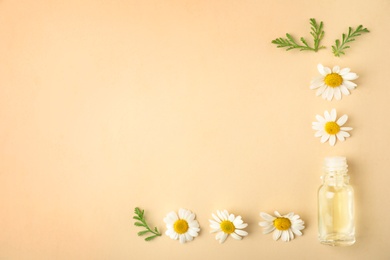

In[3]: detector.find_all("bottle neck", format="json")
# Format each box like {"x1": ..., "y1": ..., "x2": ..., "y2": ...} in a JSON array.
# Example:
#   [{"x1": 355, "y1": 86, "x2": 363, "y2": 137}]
[{"x1": 322, "y1": 169, "x2": 350, "y2": 186}]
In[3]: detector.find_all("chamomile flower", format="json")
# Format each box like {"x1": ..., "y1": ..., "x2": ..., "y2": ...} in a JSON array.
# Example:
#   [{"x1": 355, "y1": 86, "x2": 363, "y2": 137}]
[
  {"x1": 259, "y1": 211, "x2": 305, "y2": 242},
  {"x1": 312, "y1": 108, "x2": 352, "y2": 146},
  {"x1": 209, "y1": 210, "x2": 248, "y2": 243},
  {"x1": 163, "y1": 208, "x2": 200, "y2": 244},
  {"x1": 310, "y1": 64, "x2": 358, "y2": 101}
]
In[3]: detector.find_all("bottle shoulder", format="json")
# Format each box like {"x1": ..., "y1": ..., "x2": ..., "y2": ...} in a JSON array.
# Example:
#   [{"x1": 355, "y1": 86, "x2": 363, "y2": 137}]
[{"x1": 318, "y1": 183, "x2": 354, "y2": 194}]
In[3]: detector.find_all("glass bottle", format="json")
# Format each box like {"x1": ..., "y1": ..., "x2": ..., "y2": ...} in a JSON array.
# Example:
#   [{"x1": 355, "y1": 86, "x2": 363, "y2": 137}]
[{"x1": 318, "y1": 156, "x2": 355, "y2": 246}]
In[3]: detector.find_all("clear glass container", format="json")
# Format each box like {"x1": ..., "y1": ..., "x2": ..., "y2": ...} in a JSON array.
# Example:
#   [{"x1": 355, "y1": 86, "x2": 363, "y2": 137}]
[{"x1": 318, "y1": 157, "x2": 355, "y2": 246}]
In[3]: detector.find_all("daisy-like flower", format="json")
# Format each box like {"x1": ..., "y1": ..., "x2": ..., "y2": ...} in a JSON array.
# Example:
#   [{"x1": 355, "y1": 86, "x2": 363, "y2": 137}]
[
  {"x1": 163, "y1": 208, "x2": 200, "y2": 244},
  {"x1": 312, "y1": 108, "x2": 352, "y2": 146},
  {"x1": 310, "y1": 64, "x2": 358, "y2": 101},
  {"x1": 209, "y1": 210, "x2": 248, "y2": 243},
  {"x1": 259, "y1": 211, "x2": 305, "y2": 242}
]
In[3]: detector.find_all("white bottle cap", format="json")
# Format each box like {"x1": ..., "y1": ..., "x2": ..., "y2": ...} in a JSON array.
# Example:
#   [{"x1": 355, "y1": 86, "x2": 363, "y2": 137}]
[{"x1": 324, "y1": 157, "x2": 348, "y2": 171}]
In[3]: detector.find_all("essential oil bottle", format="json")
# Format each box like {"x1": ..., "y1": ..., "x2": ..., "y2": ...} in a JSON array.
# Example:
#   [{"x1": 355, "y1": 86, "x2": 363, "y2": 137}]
[{"x1": 318, "y1": 157, "x2": 355, "y2": 246}]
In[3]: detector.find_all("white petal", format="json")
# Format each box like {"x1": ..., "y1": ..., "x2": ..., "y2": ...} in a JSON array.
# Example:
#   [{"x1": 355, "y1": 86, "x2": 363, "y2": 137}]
[
  {"x1": 235, "y1": 223, "x2": 248, "y2": 229},
  {"x1": 340, "y1": 85, "x2": 350, "y2": 95},
  {"x1": 338, "y1": 131, "x2": 351, "y2": 137},
  {"x1": 320, "y1": 134, "x2": 330, "y2": 143},
  {"x1": 317, "y1": 64, "x2": 325, "y2": 75},
  {"x1": 321, "y1": 87, "x2": 330, "y2": 100},
  {"x1": 327, "y1": 87, "x2": 334, "y2": 101},
  {"x1": 259, "y1": 221, "x2": 271, "y2": 227},
  {"x1": 273, "y1": 230, "x2": 282, "y2": 241},
  {"x1": 330, "y1": 109, "x2": 337, "y2": 121},
  {"x1": 291, "y1": 215, "x2": 300, "y2": 221},
  {"x1": 340, "y1": 127, "x2": 353, "y2": 131},
  {"x1": 183, "y1": 210, "x2": 191, "y2": 220},
  {"x1": 165, "y1": 229, "x2": 175, "y2": 237},
  {"x1": 222, "y1": 210, "x2": 229, "y2": 220},
  {"x1": 210, "y1": 228, "x2": 220, "y2": 233},
  {"x1": 310, "y1": 77, "x2": 325, "y2": 89},
  {"x1": 332, "y1": 65, "x2": 340, "y2": 73},
  {"x1": 168, "y1": 212, "x2": 179, "y2": 221},
  {"x1": 215, "y1": 231, "x2": 223, "y2": 240},
  {"x1": 187, "y1": 212, "x2": 195, "y2": 222},
  {"x1": 324, "y1": 110, "x2": 331, "y2": 121},
  {"x1": 281, "y1": 230, "x2": 290, "y2": 242},
  {"x1": 228, "y1": 214, "x2": 235, "y2": 222},
  {"x1": 178, "y1": 208, "x2": 186, "y2": 219},
  {"x1": 343, "y1": 72, "x2": 358, "y2": 80},
  {"x1": 185, "y1": 233, "x2": 193, "y2": 242},
  {"x1": 188, "y1": 219, "x2": 199, "y2": 228},
  {"x1": 164, "y1": 218, "x2": 174, "y2": 227},
  {"x1": 339, "y1": 67, "x2": 351, "y2": 75},
  {"x1": 190, "y1": 225, "x2": 200, "y2": 232},
  {"x1": 210, "y1": 220, "x2": 220, "y2": 229},
  {"x1": 312, "y1": 122, "x2": 323, "y2": 129},
  {"x1": 315, "y1": 130, "x2": 324, "y2": 137},
  {"x1": 234, "y1": 229, "x2": 248, "y2": 237},
  {"x1": 329, "y1": 135, "x2": 336, "y2": 146},
  {"x1": 336, "y1": 133, "x2": 345, "y2": 142},
  {"x1": 291, "y1": 227, "x2": 303, "y2": 236},
  {"x1": 293, "y1": 224, "x2": 305, "y2": 231},
  {"x1": 318, "y1": 64, "x2": 331, "y2": 76},
  {"x1": 289, "y1": 229, "x2": 294, "y2": 240},
  {"x1": 260, "y1": 212, "x2": 275, "y2": 221},
  {"x1": 188, "y1": 228, "x2": 199, "y2": 237},
  {"x1": 218, "y1": 232, "x2": 228, "y2": 244},
  {"x1": 315, "y1": 115, "x2": 326, "y2": 123},
  {"x1": 337, "y1": 114, "x2": 348, "y2": 126},
  {"x1": 179, "y1": 234, "x2": 186, "y2": 244},
  {"x1": 316, "y1": 85, "x2": 327, "y2": 96},
  {"x1": 217, "y1": 210, "x2": 225, "y2": 221},
  {"x1": 212, "y1": 213, "x2": 221, "y2": 223},
  {"x1": 334, "y1": 87, "x2": 342, "y2": 100},
  {"x1": 343, "y1": 81, "x2": 357, "y2": 90},
  {"x1": 262, "y1": 225, "x2": 275, "y2": 234},
  {"x1": 286, "y1": 212, "x2": 294, "y2": 218},
  {"x1": 274, "y1": 211, "x2": 281, "y2": 217},
  {"x1": 230, "y1": 232, "x2": 242, "y2": 240},
  {"x1": 233, "y1": 217, "x2": 243, "y2": 226},
  {"x1": 164, "y1": 212, "x2": 178, "y2": 226}
]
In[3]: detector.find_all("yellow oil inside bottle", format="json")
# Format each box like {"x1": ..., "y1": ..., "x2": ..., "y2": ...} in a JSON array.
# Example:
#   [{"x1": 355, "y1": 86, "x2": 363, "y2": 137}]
[{"x1": 318, "y1": 177, "x2": 355, "y2": 246}]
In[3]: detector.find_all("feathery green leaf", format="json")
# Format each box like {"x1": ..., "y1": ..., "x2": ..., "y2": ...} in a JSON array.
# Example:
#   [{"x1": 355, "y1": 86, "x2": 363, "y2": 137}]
[
  {"x1": 137, "y1": 230, "x2": 150, "y2": 236},
  {"x1": 332, "y1": 25, "x2": 369, "y2": 57},
  {"x1": 271, "y1": 18, "x2": 325, "y2": 52},
  {"x1": 145, "y1": 235, "x2": 158, "y2": 241},
  {"x1": 132, "y1": 207, "x2": 161, "y2": 242}
]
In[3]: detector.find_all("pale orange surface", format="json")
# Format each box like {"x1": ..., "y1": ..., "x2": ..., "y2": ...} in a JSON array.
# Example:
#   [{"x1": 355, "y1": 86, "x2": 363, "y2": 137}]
[{"x1": 1, "y1": 0, "x2": 390, "y2": 259}]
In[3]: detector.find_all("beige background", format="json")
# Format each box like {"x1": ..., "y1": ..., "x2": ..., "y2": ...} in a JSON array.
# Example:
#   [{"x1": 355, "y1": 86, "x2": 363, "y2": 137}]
[{"x1": 1, "y1": 0, "x2": 389, "y2": 259}]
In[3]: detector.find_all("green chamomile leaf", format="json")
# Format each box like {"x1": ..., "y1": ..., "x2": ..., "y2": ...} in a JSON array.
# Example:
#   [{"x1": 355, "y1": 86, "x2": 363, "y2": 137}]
[
  {"x1": 133, "y1": 207, "x2": 162, "y2": 241},
  {"x1": 145, "y1": 235, "x2": 158, "y2": 241},
  {"x1": 134, "y1": 222, "x2": 145, "y2": 227},
  {"x1": 271, "y1": 18, "x2": 325, "y2": 52},
  {"x1": 133, "y1": 216, "x2": 141, "y2": 221},
  {"x1": 134, "y1": 207, "x2": 144, "y2": 217},
  {"x1": 137, "y1": 230, "x2": 150, "y2": 236},
  {"x1": 332, "y1": 25, "x2": 369, "y2": 57}
]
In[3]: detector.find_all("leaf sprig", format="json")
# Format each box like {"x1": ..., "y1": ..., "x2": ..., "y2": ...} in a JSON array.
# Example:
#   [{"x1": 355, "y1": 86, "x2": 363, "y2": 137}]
[
  {"x1": 271, "y1": 18, "x2": 325, "y2": 52},
  {"x1": 133, "y1": 207, "x2": 161, "y2": 241},
  {"x1": 332, "y1": 25, "x2": 369, "y2": 57}
]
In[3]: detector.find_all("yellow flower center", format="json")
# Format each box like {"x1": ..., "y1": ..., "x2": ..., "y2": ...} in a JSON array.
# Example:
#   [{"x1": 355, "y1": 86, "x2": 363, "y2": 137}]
[
  {"x1": 325, "y1": 121, "x2": 340, "y2": 135},
  {"x1": 220, "y1": 220, "x2": 235, "y2": 234},
  {"x1": 324, "y1": 73, "x2": 343, "y2": 87},
  {"x1": 273, "y1": 217, "x2": 291, "y2": 231},
  {"x1": 173, "y1": 219, "x2": 189, "y2": 234}
]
